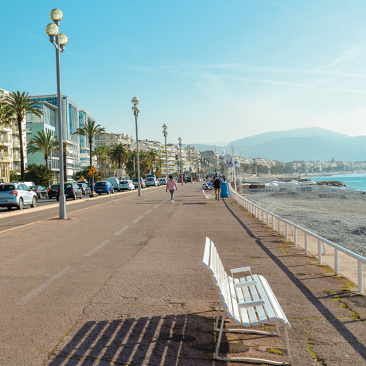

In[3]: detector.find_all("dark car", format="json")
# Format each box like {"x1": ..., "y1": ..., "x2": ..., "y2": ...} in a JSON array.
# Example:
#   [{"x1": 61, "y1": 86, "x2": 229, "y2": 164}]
[
  {"x1": 32, "y1": 185, "x2": 48, "y2": 199},
  {"x1": 94, "y1": 181, "x2": 114, "y2": 195},
  {"x1": 185, "y1": 177, "x2": 192, "y2": 183},
  {"x1": 56, "y1": 183, "x2": 83, "y2": 201},
  {"x1": 48, "y1": 184, "x2": 59, "y2": 199}
]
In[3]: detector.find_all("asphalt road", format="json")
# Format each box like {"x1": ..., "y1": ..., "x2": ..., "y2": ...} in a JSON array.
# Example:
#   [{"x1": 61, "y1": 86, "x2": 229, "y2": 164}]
[
  {"x1": 0, "y1": 188, "x2": 155, "y2": 233},
  {"x1": 0, "y1": 184, "x2": 192, "y2": 365},
  {"x1": 1, "y1": 182, "x2": 365, "y2": 365}
]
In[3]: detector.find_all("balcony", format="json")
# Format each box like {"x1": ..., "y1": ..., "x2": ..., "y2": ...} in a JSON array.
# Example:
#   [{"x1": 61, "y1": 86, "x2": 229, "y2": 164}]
[{"x1": 0, "y1": 138, "x2": 11, "y2": 146}]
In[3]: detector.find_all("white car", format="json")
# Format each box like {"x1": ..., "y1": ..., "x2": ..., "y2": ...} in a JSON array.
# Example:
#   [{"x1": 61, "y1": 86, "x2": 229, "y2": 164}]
[
  {"x1": 158, "y1": 178, "x2": 167, "y2": 185},
  {"x1": 119, "y1": 180, "x2": 135, "y2": 191},
  {"x1": 146, "y1": 177, "x2": 159, "y2": 187}
]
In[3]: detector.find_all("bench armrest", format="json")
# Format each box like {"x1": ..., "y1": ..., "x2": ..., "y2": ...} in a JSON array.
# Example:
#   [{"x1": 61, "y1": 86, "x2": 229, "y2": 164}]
[
  {"x1": 234, "y1": 280, "x2": 257, "y2": 288},
  {"x1": 231, "y1": 266, "x2": 252, "y2": 274},
  {"x1": 238, "y1": 300, "x2": 265, "y2": 308}
]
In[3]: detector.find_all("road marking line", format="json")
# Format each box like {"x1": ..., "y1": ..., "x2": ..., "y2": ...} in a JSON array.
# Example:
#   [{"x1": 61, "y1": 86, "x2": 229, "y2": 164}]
[
  {"x1": 145, "y1": 209, "x2": 152, "y2": 215},
  {"x1": 15, "y1": 266, "x2": 71, "y2": 306},
  {"x1": 133, "y1": 216, "x2": 144, "y2": 224},
  {"x1": 153, "y1": 205, "x2": 159, "y2": 209},
  {"x1": 84, "y1": 240, "x2": 110, "y2": 257},
  {"x1": 0, "y1": 188, "x2": 159, "y2": 235},
  {"x1": 114, "y1": 226, "x2": 130, "y2": 236}
]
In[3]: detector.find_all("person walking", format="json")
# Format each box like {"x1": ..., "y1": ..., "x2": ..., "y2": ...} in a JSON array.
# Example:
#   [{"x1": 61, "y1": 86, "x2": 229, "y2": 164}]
[
  {"x1": 166, "y1": 175, "x2": 177, "y2": 203},
  {"x1": 213, "y1": 173, "x2": 222, "y2": 200}
]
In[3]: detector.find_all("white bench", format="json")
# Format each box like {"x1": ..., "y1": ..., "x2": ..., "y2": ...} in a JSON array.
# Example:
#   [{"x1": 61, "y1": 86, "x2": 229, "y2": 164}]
[
  {"x1": 202, "y1": 237, "x2": 292, "y2": 365},
  {"x1": 202, "y1": 189, "x2": 214, "y2": 199}
]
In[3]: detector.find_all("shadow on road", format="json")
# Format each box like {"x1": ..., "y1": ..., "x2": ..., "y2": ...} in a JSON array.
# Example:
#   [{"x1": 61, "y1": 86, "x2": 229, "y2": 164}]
[{"x1": 48, "y1": 313, "x2": 222, "y2": 365}]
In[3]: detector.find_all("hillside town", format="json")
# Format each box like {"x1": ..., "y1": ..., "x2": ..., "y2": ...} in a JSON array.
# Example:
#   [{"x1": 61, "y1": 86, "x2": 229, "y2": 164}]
[{"x1": 1, "y1": 87, "x2": 366, "y2": 184}]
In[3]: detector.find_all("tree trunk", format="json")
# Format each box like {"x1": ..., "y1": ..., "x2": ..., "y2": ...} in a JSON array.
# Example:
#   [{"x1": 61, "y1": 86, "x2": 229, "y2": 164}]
[
  {"x1": 89, "y1": 141, "x2": 93, "y2": 167},
  {"x1": 18, "y1": 118, "x2": 24, "y2": 181}
]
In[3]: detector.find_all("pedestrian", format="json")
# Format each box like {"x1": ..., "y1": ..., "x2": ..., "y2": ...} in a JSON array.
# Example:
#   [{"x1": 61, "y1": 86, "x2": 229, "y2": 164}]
[
  {"x1": 166, "y1": 174, "x2": 177, "y2": 203},
  {"x1": 213, "y1": 173, "x2": 222, "y2": 200}
]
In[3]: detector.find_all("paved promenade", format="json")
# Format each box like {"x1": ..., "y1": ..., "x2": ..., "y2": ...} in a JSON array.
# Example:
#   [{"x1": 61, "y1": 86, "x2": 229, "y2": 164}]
[{"x1": 0, "y1": 183, "x2": 365, "y2": 365}]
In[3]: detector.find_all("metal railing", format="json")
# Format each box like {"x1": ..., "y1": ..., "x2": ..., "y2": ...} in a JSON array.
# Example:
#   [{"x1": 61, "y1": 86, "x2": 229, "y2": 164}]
[{"x1": 229, "y1": 185, "x2": 366, "y2": 293}]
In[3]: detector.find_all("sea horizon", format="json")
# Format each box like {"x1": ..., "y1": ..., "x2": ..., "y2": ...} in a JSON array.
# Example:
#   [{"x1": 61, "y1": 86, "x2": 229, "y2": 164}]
[{"x1": 304, "y1": 172, "x2": 366, "y2": 191}]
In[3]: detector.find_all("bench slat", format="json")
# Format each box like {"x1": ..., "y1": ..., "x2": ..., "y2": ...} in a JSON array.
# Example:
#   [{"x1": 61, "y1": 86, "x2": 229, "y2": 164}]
[
  {"x1": 231, "y1": 266, "x2": 252, "y2": 274},
  {"x1": 251, "y1": 274, "x2": 277, "y2": 322},
  {"x1": 258, "y1": 275, "x2": 291, "y2": 329},
  {"x1": 245, "y1": 275, "x2": 269, "y2": 324},
  {"x1": 228, "y1": 277, "x2": 242, "y2": 324},
  {"x1": 202, "y1": 237, "x2": 211, "y2": 269}
]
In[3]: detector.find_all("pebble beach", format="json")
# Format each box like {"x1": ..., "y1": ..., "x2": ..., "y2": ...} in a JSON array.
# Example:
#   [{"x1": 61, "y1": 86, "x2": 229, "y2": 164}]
[{"x1": 242, "y1": 189, "x2": 366, "y2": 257}]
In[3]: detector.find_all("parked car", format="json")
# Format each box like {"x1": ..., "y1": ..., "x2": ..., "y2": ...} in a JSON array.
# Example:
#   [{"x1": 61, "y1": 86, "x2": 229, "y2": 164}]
[
  {"x1": 132, "y1": 177, "x2": 146, "y2": 188},
  {"x1": 18, "y1": 181, "x2": 35, "y2": 189},
  {"x1": 105, "y1": 177, "x2": 120, "y2": 191},
  {"x1": 48, "y1": 184, "x2": 59, "y2": 199},
  {"x1": 146, "y1": 177, "x2": 159, "y2": 187},
  {"x1": 0, "y1": 183, "x2": 37, "y2": 210},
  {"x1": 158, "y1": 178, "x2": 167, "y2": 185},
  {"x1": 119, "y1": 180, "x2": 135, "y2": 191},
  {"x1": 56, "y1": 182, "x2": 83, "y2": 201},
  {"x1": 32, "y1": 185, "x2": 48, "y2": 199},
  {"x1": 185, "y1": 176, "x2": 192, "y2": 183},
  {"x1": 77, "y1": 182, "x2": 91, "y2": 195},
  {"x1": 94, "y1": 181, "x2": 114, "y2": 195}
]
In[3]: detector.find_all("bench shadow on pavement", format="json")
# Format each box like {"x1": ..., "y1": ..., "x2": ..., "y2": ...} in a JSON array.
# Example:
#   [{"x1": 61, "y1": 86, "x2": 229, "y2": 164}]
[
  {"x1": 222, "y1": 198, "x2": 366, "y2": 361},
  {"x1": 48, "y1": 313, "x2": 225, "y2": 366}
]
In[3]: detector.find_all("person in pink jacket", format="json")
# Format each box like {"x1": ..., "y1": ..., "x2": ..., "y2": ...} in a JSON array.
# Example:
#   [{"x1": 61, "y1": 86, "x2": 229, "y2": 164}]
[{"x1": 166, "y1": 175, "x2": 178, "y2": 203}]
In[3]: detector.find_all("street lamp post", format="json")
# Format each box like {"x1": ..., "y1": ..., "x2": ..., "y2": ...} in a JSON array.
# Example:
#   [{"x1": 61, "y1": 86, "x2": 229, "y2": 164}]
[
  {"x1": 162, "y1": 124, "x2": 168, "y2": 180},
  {"x1": 132, "y1": 97, "x2": 142, "y2": 197},
  {"x1": 45, "y1": 8, "x2": 68, "y2": 219},
  {"x1": 178, "y1": 137, "x2": 183, "y2": 185}
]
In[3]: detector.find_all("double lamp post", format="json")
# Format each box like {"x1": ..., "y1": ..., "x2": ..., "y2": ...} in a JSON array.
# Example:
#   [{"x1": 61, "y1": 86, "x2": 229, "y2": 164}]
[{"x1": 45, "y1": 8, "x2": 68, "y2": 219}]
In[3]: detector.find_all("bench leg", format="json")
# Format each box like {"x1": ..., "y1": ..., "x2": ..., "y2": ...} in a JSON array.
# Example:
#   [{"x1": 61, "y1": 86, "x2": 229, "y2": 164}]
[
  {"x1": 214, "y1": 314, "x2": 291, "y2": 365},
  {"x1": 276, "y1": 320, "x2": 280, "y2": 336},
  {"x1": 215, "y1": 300, "x2": 221, "y2": 330},
  {"x1": 215, "y1": 311, "x2": 226, "y2": 359},
  {"x1": 284, "y1": 324, "x2": 292, "y2": 365}
]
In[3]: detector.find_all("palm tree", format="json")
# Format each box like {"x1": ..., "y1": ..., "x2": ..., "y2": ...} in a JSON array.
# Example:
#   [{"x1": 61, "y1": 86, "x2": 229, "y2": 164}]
[
  {"x1": 109, "y1": 143, "x2": 128, "y2": 169},
  {"x1": 27, "y1": 130, "x2": 59, "y2": 167},
  {"x1": 73, "y1": 119, "x2": 105, "y2": 166},
  {"x1": 94, "y1": 145, "x2": 110, "y2": 176},
  {"x1": 4, "y1": 91, "x2": 43, "y2": 180},
  {"x1": 0, "y1": 102, "x2": 15, "y2": 128}
]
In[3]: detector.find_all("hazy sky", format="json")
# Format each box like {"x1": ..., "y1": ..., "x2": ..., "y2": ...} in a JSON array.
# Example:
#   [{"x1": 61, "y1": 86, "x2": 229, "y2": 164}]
[{"x1": 2, "y1": 0, "x2": 366, "y2": 145}]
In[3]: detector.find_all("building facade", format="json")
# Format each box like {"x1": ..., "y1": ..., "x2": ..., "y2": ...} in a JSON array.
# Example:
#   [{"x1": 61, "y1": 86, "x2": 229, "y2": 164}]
[
  {"x1": 26, "y1": 101, "x2": 59, "y2": 180},
  {"x1": 95, "y1": 133, "x2": 133, "y2": 151},
  {"x1": 0, "y1": 88, "x2": 28, "y2": 182},
  {"x1": 30, "y1": 94, "x2": 80, "y2": 181},
  {"x1": 79, "y1": 109, "x2": 96, "y2": 168}
]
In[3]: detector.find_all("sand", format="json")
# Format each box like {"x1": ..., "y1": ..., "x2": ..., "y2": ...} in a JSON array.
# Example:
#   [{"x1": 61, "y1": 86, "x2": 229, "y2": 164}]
[{"x1": 241, "y1": 189, "x2": 366, "y2": 257}]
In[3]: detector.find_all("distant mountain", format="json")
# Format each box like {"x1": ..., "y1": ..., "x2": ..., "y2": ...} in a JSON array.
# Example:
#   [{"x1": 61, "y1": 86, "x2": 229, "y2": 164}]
[
  {"x1": 183, "y1": 143, "x2": 224, "y2": 153},
  {"x1": 225, "y1": 127, "x2": 366, "y2": 162}
]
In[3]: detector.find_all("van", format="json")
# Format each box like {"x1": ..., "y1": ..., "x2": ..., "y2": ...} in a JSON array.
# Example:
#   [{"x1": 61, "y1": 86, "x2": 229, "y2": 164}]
[{"x1": 105, "y1": 177, "x2": 120, "y2": 191}]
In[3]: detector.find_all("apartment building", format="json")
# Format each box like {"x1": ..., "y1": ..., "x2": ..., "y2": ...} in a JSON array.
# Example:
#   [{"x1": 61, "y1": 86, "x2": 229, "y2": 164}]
[
  {"x1": 26, "y1": 101, "x2": 59, "y2": 180},
  {"x1": 0, "y1": 88, "x2": 28, "y2": 182},
  {"x1": 95, "y1": 133, "x2": 133, "y2": 151},
  {"x1": 29, "y1": 94, "x2": 80, "y2": 181},
  {"x1": 79, "y1": 109, "x2": 97, "y2": 168}
]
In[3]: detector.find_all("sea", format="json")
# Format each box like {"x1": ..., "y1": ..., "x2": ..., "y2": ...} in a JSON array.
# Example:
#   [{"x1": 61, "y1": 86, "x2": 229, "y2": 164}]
[{"x1": 305, "y1": 173, "x2": 366, "y2": 192}]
